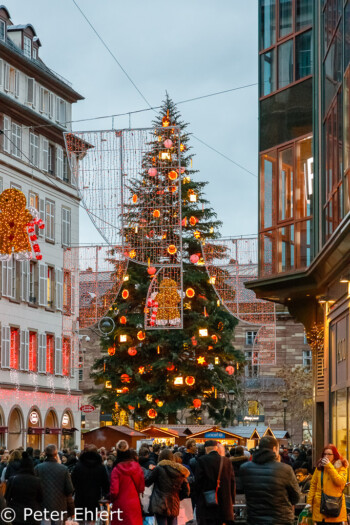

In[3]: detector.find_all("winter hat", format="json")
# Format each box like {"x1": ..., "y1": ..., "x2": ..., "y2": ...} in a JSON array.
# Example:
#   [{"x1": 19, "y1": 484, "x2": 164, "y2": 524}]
[{"x1": 116, "y1": 440, "x2": 129, "y2": 452}]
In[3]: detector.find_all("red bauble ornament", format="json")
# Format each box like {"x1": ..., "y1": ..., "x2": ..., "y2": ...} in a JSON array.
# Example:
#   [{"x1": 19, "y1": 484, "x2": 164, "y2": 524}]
[
  {"x1": 121, "y1": 374, "x2": 131, "y2": 383},
  {"x1": 108, "y1": 347, "x2": 116, "y2": 356},
  {"x1": 128, "y1": 347, "x2": 137, "y2": 356},
  {"x1": 147, "y1": 267, "x2": 157, "y2": 276},
  {"x1": 186, "y1": 288, "x2": 195, "y2": 298},
  {"x1": 147, "y1": 408, "x2": 157, "y2": 419},
  {"x1": 137, "y1": 331, "x2": 146, "y2": 341},
  {"x1": 185, "y1": 376, "x2": 195, "y2": 386},
  {"x1": 193, "y1": 399, "x2": 202, "y2": 409},
  {"x1": 166, "y1": 363, "x2": 175, "y2": 371},
  {"x1": 168, "y1": 170, "x2": 178, "y2": 181},
  {"x1": 190, "y1": 254, "x2": 199, "y2": 264},
  {"x1": 120, "y1": 316, "x2": 127, "y2": 324},
  {"x1": 148, "y1": 168, "x2": 157, "y2": 177},
  {"x1": 164, "y1": 139, "x2": 173, "y2": 148},
  {"x1": 226, "y1": 366, "x2": 235, "y2": 375},
  {"x1": 122, "y1": 290, "x2": 129, "y2": 300},
  {"x1": 128, "y1": 405, "x2": 135, "y2": 411},
  {"x1": 121, "y1": 387, "x2": 129, "y2": 393}
]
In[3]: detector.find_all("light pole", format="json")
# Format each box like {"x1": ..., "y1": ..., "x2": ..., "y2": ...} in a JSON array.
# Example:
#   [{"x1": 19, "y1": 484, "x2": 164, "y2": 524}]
[
  {"x1": 228, "y1": 390, "x2": 235, "y2": 427},
  {"x1": 282, "y1": 397, "x2": 288, "y2": 431}
]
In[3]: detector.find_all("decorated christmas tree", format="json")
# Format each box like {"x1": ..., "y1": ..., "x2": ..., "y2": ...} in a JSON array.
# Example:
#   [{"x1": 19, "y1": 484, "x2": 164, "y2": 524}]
[{"x1": 91, "y1": 94, "x2": 242, "y2": 425}]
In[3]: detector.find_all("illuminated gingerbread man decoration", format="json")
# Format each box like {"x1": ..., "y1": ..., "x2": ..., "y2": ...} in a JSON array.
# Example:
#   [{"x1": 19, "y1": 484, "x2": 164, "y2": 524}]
[
  {"x1": 155, "y1": 278, "x2": 181, "y2": 326},
  {"x1": 0, "y1": 189, "x2": 45, "y2": 261}
]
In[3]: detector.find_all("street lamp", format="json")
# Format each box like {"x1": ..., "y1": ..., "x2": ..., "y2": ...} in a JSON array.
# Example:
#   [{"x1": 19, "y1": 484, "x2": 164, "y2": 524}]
[
  {"x1": 228, "y1": 390, "x2": 235, "y2": 427},
  {"x1": 282, "y1": 397, "x2": 288, "y2": 431}
]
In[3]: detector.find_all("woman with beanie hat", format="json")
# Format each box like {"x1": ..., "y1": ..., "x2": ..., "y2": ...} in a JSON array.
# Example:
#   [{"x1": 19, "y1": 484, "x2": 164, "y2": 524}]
[
  {"x1": 110, "y1": 446, "x2": 144, "y2": 525},
  {"x1": 5, "y1": 451, "x2": 43, "y2": 524},
  {"x1": 307, "y1": 444, "x2": 348, "y2": 524}
]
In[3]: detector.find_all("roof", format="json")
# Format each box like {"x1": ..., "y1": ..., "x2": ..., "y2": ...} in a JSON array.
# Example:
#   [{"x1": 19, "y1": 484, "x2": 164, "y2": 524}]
[
  {"x1": 141, "y1": 426, "x2": 179, "y2": 438},
  {"x1": 8, "y1": 24, "x2": 37, "y2": 36},
  {"x1": 84, "y1": 425, "x2": 144, "y2": 437},
  {"x1": 189, "y1": 426, "x2": 244, "y2": 440},
  {"x1": 224, "y1": 426, "x2": 260, "y2": 439},
  {"x1": 0, "y1": 6, "x2": 11, "y2": 19},
  {"x1": 272, "y1": 430, "x2": 290, "y2": 439},
  {"x1": 165, "y1": 425, "x2": 214, "y2": 436}
]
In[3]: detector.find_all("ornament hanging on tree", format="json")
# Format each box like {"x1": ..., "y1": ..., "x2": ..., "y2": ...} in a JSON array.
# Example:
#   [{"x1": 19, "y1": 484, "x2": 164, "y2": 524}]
[
  {"x1": 226, "y1": 365, "x2": 235, "y2": 375},
  {"x1": 193, "y1": 399, "x2": 201, "y2": 408},
  {"x1": 147, "y1": 408, "x2": 157, "y2": 419}
]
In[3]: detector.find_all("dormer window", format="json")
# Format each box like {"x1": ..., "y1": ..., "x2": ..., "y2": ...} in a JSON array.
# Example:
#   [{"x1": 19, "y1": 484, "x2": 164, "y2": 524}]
[
  {"x1": 23, "y1": 35, "x2": 32, "y2": 58},
  {"x1": 0, "y1": 20, "x2": 5, "y2": 41},
  {"x1": 33, "y1": 47, "x2": 37, "y2": 59}
]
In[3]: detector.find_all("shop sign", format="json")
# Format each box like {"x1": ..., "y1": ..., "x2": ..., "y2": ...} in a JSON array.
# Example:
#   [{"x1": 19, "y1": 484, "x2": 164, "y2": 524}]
[
  {"x1": 62, "y1": 414, "x2": 70, "y2": 426},
  {"x1": 62, "y1": 428, "x2": 74, "y2": 435},
  {"x1": 80, "y1": 405, "x2": 95, "y2": 413},
  {"x1": 204, "y1": 431, "x2": 226, "y2": 439},
  {"x1": 45, "y1": 428, "x2": 61, "y2": 435},
  {"x1": 29, "y1": 411, "x2": 39, "y2": 425},
  {"x1": 27, "y1": 427, "x2": 44, "y2": 435},
  {"x1": 0, "y1": 427, "x2": 8, "y2": 433}
]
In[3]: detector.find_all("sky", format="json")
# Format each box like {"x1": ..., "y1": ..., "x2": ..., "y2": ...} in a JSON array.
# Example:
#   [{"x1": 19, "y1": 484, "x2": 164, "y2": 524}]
[{"x1": 9, "y1": 0, "x2": 259, "y2": 244}]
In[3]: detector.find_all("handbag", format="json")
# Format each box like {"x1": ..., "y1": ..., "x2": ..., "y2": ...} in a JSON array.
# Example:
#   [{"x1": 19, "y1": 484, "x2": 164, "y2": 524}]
[
  {"x1": 203, "y1": 455, "x2": 224, "y2": 508},
  {"x1": 320, "y1": 469, "x2": 343, "y2": 518}
]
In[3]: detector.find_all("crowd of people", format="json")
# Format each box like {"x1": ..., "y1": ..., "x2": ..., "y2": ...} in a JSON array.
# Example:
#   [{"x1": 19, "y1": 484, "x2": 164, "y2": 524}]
[{"x1": 0, "y1": 438, "x2": 347, "y2": 525}]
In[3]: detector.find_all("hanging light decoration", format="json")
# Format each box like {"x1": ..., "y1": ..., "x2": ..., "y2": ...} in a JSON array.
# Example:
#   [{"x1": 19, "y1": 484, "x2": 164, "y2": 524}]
[
  {"x1": 164, "y1": 139, "x2": 173, "y2": 148},
  {"x1": 148, "y1": 168, "x2": 157, "y2": 177},
  {"x1": 185, "y1": 376, "x2": 195, "y2": 386},
  {"x1": 199, "y1": 328, "x2": 208, "y2": 337},
  {"x1": 120, "y1": 316, "x2": 127, "y2": 325},
  {"x1": 121, "y1": 374, "x2": 131, "y2": 383},
  {"x1": 174, "y1": 376, "x2": 184, "y2": 385},
  {"x1": 226, "y1": 365, "x2": 235, "y2": 375},
  {"x1": 119, "y1": 334, "x2": 127, "y2": 343},
  {"x1": 167, "y1": 244, "x2": 177, "y2": 255},
  {"x1": 132, "y1": 194, "x2": 138, "y2": 203},
  {"x1": 128, "y1": 347, "x2": 137, "y2": 356},
  {"x1": 168, "y1": 170, "x2": 178, "y2": 181},
  {"x1": 147, "y1": 267, "x2": 157, "y2": 276},
  {"x1": 186, "y1": 288, "x2": 195, "y2": 298},
  {"x1": 108, "y1": 347, "x2": 115, "y2": 356},
  {"x1": 166, "y1": 362, "x2": 175, "y2": 371},
  {"x1": 153, "y1": 209, "x2": 161, "y2": 218},
  {"x1": 193, "y1": 399, "x2": 201, "y2": 408},
  {"x1": 105, "y1": 381, "x2": 112, "y2": 389},
  {"x1": 147, "y1": 408, "x2": 157, "y2": 419},
  {"x1": 137, "y1": 330, "x2": 146, "y2": 341}
]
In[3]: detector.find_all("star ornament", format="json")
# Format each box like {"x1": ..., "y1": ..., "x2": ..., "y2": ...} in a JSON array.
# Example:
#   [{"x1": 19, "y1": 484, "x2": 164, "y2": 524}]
[
  {"x1": 208, "y1": 363, "x2": 214, "y2": 370},
  {"x1": 197, "y1": 356, "x2": 206, "y2": 365}
]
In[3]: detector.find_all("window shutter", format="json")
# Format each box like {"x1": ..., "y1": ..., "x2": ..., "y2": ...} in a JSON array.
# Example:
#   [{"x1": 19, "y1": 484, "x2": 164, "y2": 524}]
[
  {"x1": 49, "y1": 93, "x2": 54, "y2": 118},
  {"x1": 14, "y1": 70, "x2": 19, "y2": 97},
  {"x1": 1, "y1": 326, "x2": 10, "y2": 369},
  {"x1": 4, "y1": 63, "x2": 9, "y2": 91},
  {"x1": 38, "y1": 263, "x2": 47, "y2": 306},
  {"x1": 56, "y1": 147, "x2": 63, "y2": 179},
  {"x1": 3, "y1": 116, "x2": 10, "y2": 153},
  {"x1": 0, "y1": 59, "x2": 3, "y2": 86},
  {"x1": 39, "y1": 87, "x2": 44, "y2": 112},
  {"x1": 20, "y1": 329, "x2": 29, "y2": 371},
  {"x1": 2, "y1": 260, "x2": 13, "y2": 299},
  {"x1": 56, "y1": 268, "x2": 63, "y2": 311},
  {"x1": 55, "y1": 336, "x2": 62, "y2": 375},
  {"x1": 38, "y1": 199, "x2": 45, "y2": 238},
  {"x1": 20, "y1": 260, "x2": 29, "y2": 302},
  {"x1": 26, "y1": 77, "x2": 35, "y2": 104},
  {"x1": 38, "y1": 333, "x2": 46, "y2": 373},
  {"x1": 42, "y1": 138, "x2": 49, "y2": 172},
  {"x1": 56, "y1": 96, "x2": 59, "y2": 122}
]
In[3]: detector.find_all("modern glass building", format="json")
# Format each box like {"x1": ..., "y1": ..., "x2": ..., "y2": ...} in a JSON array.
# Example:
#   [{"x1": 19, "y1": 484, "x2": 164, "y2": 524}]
[{"x1": 248, "y1": 0, "x2": 350, "y2": 460}]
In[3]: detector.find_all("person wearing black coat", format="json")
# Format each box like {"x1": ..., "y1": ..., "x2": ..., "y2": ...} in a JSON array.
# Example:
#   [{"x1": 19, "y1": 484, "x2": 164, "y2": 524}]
[
  {"x1": 5, "y1": 450, "x2": 22, "y2": 480},
  {"x1": 5, "y1": 451, "x2": 43, "y2": 524},
  {"x1": 194, "y1": 440, "x2": 235, "y2": 525},
  {"x1": 240, "y1": 436, "x2": 300, "y2": 525},
  {"x1": 146, "y1": 449, "x2": 190, "y2": 525},
  {"x1": 71, "y1": 445, "x2": 110, "y2": 520}
]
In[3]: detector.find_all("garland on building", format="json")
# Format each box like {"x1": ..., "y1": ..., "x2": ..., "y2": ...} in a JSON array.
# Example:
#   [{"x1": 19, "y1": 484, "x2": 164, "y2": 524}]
[{"x1": 91, "y1": 94, "x2": 242, "y2": 425}]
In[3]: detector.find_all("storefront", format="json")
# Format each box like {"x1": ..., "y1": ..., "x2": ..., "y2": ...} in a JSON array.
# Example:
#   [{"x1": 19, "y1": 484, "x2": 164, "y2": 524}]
[
  {"x1": 140, "y1": 426, "x2": 181, "y2": 446},
  {"x1": 189, "y1": 427, "x2": 245, "y2": 446},
  {"x1": 83, "y1": 425, "x2": 145, "y2": 450},
  {"x1": 27, "y1": 409, "x2": 43, "y2": 450}
]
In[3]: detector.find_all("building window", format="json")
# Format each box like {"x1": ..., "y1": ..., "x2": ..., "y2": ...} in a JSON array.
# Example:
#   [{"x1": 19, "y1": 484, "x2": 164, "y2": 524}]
[
  {"x1": 29, "y1": 133, "x2": 39, "y2": 167},
  {"x1": 259, "y1": 135, "x2": 313, "y2": 275},
  {"x1": 56, "y1": 147, "x2": 63, "y2": 179},
  {"x1": 63, "y1": 271, "x2": 71, "y2": 314},
  {"x1": 248, "y1": 400, "x2": 260, "y2": 416},
  {"x1": 42, "y1": 139, "x2": 49, "y2": 172},
  {"x1": 26, "y1": 77, "x2": 35, "y2": 106},
  {"x1": 246, "y1": 331, "x2": 258, "y2": 345},
  {"x1": 259, "y1": 0, "x2": 313, "y2": 97},
  {"x1": 62, "y1": 208, "x2": 71, "y2": 247},
  {"x1": 3, "y1": 116, "x2": 10, "y2": 153},
  {"x1": 63, "y1": 154, "x2": 70, "y2": 182},
  {"x1": 39, "y1": 87, "x2": 50, "y2": 116},
  {"x1": 11, "y1": 123, "x2": 22, "y2": 158},
  {"x1": 4, "y1": 64, "x2": 19, "y2": 97},
  {"x1": 33, "y1": 47, "x2": 37, "y2": 60},
  {"x1": 48, "y1": 144, "x2": 55, "y2": 175},
  {"x1": 47, "y1": 266, "x2": 54, "y2": 308},
  {"x1": 10, "y1": 327, "x2": 19, "y2": 369},
  {"x1": 29, "y1": 331, "x2": 37, "y2": 372},
  {"x1": 63, "y1": 338, "x2": 71, "y2": 376},
  {"x1": 23, "y1": 36, "x2": 32, "y2": 58},
  {"x1": 0, "y1": 20, "x2": 5, "y2": 41},
  {"x1": 46, "y1": 334, "x2": 54, "y2": 375},
  {"x1": 303, "y1": 349, "x2": 312, "y2": 369},
  {"x1": 45, "y1": 200, "x2": 55, "y2": 242},
  {"x1": 56, "y1": 97, "x2": 66, "y2": 126},
  {"x1": 245, "y1": 350, "x2": 259, "y2": 378}
]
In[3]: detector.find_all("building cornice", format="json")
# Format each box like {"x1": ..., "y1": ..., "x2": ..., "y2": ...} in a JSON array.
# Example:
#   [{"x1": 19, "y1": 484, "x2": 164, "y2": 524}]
[{"x1": 0, "y1": 383, "x2": 81, "y2": 396}]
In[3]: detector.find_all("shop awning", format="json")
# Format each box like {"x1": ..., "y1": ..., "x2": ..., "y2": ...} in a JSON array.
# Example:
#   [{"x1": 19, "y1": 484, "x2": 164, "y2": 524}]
[
  {"x1": 0, "y1": 427, "x2": 8, "y2": 433},
  {"x1": 45, "y1": 428, "x2": 61, "y2": 435},
  {"x1": 27, "y1": 427, "x2": 44, "y2": 435}
]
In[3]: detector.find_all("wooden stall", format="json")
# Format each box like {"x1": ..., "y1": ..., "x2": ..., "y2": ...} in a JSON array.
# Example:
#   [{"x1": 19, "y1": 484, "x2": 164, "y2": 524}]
[{"x1": 82, "y1": 425, "x2": 145, "y2": 451}]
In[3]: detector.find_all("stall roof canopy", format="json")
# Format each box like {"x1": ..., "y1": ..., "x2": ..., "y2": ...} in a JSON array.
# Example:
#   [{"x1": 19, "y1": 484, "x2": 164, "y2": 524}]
[
  {"x1": 141, "y1": 426, "x2": 179, "y2": 438},
  {"x1": 164, "y1": 425, "x2": 214, "y2": 436},
  {"x1": 189, "y1": 426, "x2": 243, "y2": 440},
  {"x1": 83, "y1": 425, "x2": 145, "y2": 437},
  {"x1": 224, "y1": 426, "x2": 289, "y2": 440}
]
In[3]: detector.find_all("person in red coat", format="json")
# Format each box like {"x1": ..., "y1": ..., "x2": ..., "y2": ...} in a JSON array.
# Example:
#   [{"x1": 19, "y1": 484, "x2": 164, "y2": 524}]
[{"x1": 110, "y1": 444, "x2": 145, "y2": 525}]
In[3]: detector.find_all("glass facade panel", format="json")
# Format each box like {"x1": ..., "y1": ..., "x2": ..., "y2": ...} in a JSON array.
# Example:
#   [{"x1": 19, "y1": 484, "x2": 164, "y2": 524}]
[
  {"x1": 279, "y1": 147, "x2": 294, "y2": 220},
  {"x1": 336, "y1": 389, "x2": 347, "y2": 459},
  {"x1": 324, "y1": 26, "x2": 343, "y2": 112},
  {"x1": 260, "y1": 0, "x2": 276, "y2": 50},
  {"x1": 260, "y1": 50, "x2": 276, "y2": 96},
  {"x1": 279, "y1": 0, "x2": 293, "y2": 38},
  {"x1": 260, "y1": 231, "x2": 276, "y2": 276},
  {"x1": 279, "y1": 224, "x2": 294, "y2": 272},
  {"x1": 346, "y1": 2, "x2": 350, "y2": 69},
  {"x1": 296, "y1": 136, "x2": 313, "y2": 218},
  {"x1": 297, "y1": 220, "x2": 312, "y2": 268},
  {"x1": 296, "y1": 0, "x2": 312, "y2": 30},
  {"x1": 261, "y1": 152, "x2": 277, "y2": 228},
  {"x1": 278, "y1": 39, "x2": 293, "y2": 89},
  {"x1": 345, "y1": 68, "x2": 350, "y2": 175},
  {"x1": 296, "y1": 30, "x2": 312, "y2": 80}
]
